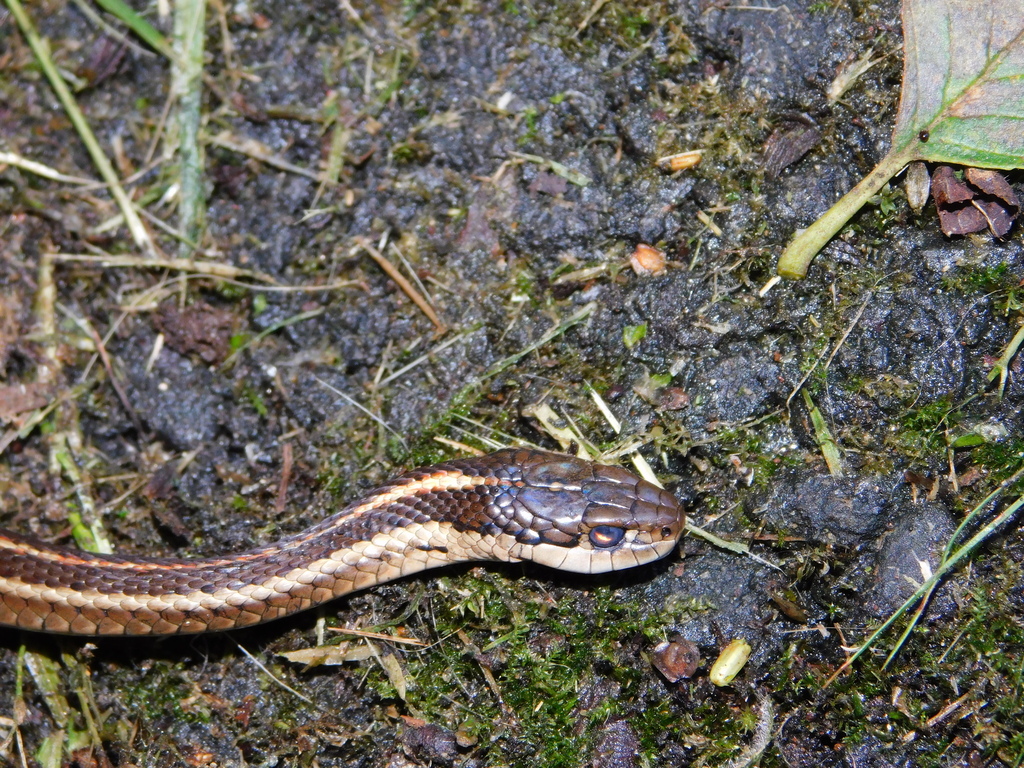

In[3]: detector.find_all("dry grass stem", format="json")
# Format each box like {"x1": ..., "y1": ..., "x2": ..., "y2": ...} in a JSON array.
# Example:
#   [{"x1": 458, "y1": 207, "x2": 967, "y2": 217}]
[
  {"x1": 0, "y1": 151, "x2": 95, "y2": 185},
  {"x1": 208, "y1": 132, "x2": 327, "y2": 181},
  {"x1": 354, "y1": 238, "x2": 446, "y2": 332}
]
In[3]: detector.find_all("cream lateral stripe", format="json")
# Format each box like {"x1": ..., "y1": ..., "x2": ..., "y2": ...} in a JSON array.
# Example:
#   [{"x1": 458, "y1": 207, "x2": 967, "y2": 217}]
[
  {"x1": 0, "y1": 523, "x2": 463, "y2": 607},
  {"x1": 0, "y1": 472, "x2": 513, "y2": 569}
]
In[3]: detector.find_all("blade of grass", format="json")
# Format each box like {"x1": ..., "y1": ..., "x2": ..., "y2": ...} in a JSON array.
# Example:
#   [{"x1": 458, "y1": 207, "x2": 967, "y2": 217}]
[
  {"x1": 826, "y1": 479, "x2": 1024, "y2": 685},
  {"x1": 4, "y1": 0, "x2": 157, "y2": 258},
  {"x1": 219, "y1": 307, "x2": 325, "y2": 370},
  {"x1": 92, "y1": 0, "x2": 172, "y2": 57},
  {"x1": 802, "y1": 390, "x2": 844, "y2": 477},
  {"x1": 943, "y1": 465, "x2": 1024, "y2": 561}
]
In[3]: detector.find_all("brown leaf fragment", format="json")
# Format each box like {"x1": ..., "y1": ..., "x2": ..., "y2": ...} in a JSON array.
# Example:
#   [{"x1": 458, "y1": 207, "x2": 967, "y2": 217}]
[
  {"x1": 528, "y1": 170, "x2": 568, "y2": 196},
  {"x1": 938, "y1": 204, "x2": 988, "y2": 236},
  {"x1": 932, "y1": 166, "x2": 1019, "y2": 237},
  {"x1": 0, "y1": 382, "x2": 52, "y2": 423},
  {"x1": 932, "y1": 166, "x2": 987, "y2": 235},
  {"x1": 931, "y1": 166, "x2": 973, "y2": 204},
  {"x1": 153, "y1": 301, "x2": 240, "y2": 365},
  {"x1": 965, "y1": 168, "x2": 1020, "y2": 209},
  {"x1": 965, "y1": 168, "x2": 1019, "y2": 237},
  {"x1": 763, "y1": 119, "x2": 820, "y2": 179},
  {"x1": 973, "y1": 198, "x2": 1015, "y2": 238},
  {"x1": 769, "y1": 589, "x2": 809, "y2": 624}
]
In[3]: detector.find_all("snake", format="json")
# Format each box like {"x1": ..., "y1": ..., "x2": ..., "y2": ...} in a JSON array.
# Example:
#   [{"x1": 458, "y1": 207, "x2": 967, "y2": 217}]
[{"x1": 0, "y1": 448, "x2": 685, "y2": 636}]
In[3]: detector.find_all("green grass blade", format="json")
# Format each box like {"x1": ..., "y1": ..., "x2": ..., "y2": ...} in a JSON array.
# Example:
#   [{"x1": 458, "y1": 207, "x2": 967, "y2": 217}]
[{"x1": 93, "y1": 0, "x2": 172, "y2": 57}]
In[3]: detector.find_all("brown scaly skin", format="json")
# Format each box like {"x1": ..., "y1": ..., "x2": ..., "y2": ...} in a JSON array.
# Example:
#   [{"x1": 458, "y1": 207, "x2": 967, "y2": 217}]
[{"x1": 0, "y1": 449, "x2": 685, "y2": 636}]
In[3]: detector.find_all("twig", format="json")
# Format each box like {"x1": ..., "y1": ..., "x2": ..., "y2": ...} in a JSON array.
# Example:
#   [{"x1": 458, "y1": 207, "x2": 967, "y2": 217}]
[
  {"x1": 354, "y1": 237, "x2": 446, "y2": 332},
  {"x1": 232, "y1": 639, "x2": 316, "y2": 707},
  {"x1": 207, "y1": 132, "x2": 326, "y2": 182},
  {"x1": 326, "y1": 627, "x2": 429, "y2": 646},
  {"x1": 50, "y1": 252, "x2": 281, "y2": 284}
]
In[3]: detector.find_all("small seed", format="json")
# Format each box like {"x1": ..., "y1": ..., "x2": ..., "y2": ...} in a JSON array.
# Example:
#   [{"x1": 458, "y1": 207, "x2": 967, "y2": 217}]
[
  {"x1": 709, "y1": 638, "x2": 751, "y2": 686},
  {"x1": 656, "y1": 150, "x2": 702, "y2": 172},
  {"x1": 630, "y1": 244, "x2": 666, "y2": 276}
]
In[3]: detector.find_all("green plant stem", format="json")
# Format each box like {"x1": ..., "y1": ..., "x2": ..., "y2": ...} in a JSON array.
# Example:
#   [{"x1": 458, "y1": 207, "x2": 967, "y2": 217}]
[
  {"x1": 777, "y1": 144, "x2": 916, "y2": 279},
  {"x1": 172, "y1": 0, "x2": 207, "y2": 258},
  {"x1": 4, "y1": 0, "x2": 156, "y2": 258},
  {"x1": 802, "y1": 389, "x2": 844, "y2": 477},
  {"x1": 989, "y1": 320, "x2": 1024, "y2": 398}
]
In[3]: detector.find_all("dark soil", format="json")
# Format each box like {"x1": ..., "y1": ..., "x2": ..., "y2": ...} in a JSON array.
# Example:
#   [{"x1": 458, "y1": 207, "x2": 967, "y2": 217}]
[{"x1": 1, "y1": 0, "x2": 1022, "y2": 766}]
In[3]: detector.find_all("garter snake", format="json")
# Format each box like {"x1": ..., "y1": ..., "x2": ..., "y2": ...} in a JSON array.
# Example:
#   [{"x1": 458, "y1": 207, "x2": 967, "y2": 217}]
[{"x1": 0, "y1": 448, "x2": 684, "y2": 636}]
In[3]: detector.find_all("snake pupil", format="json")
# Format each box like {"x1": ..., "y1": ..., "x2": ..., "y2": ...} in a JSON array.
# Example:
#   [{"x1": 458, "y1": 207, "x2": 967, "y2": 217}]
[
  {"x1": 589, "y1": 525, "x2": 626, "y2": 548},
  {"x1": 661, "y1": 526, "x2": 672, "y2": 538}
]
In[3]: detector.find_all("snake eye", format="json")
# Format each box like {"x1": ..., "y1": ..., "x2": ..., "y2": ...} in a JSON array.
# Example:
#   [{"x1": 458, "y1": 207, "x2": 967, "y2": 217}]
[
  {"x1": 589, "y1": 525, "x2": 626, "y2": 548},
  {"x1": 661, "y1": 526, "x2": 673, "y2": 538}
]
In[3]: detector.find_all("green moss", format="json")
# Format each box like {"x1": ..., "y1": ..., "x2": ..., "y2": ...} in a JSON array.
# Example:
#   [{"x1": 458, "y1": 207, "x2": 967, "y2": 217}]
[
  {"x1": 940, "y1": 262, "x2": 1012, "y2": 294},
  {"x1": 519, "y1": 106, "x2": 540, "y2": 146},
  {"x1": 109, "y1": 662, "x2": 203, "y2": 725},
  {"x1": 970, "y1": 439, "x2": 1024, "y2": 489},
  {"x1": 241, "y1": 384, "x2": 269, "y2": 418},
  {"x1": 888, "y1": 396, "x2": 959, "y2": 458},
  {"x1": 357, "y1": 574, "x2": 693, "y2": 766}
]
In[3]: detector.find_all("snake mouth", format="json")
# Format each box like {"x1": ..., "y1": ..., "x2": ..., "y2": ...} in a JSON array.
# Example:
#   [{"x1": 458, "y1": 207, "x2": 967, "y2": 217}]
[{"x1": 509, "y1": 526, "x2": 683, "y2": 574}]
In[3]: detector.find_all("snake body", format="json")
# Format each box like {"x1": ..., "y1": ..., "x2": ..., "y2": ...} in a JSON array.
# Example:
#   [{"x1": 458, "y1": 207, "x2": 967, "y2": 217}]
[{"x1": 0, "y1": 449, "x2": 684, "y2": 636}]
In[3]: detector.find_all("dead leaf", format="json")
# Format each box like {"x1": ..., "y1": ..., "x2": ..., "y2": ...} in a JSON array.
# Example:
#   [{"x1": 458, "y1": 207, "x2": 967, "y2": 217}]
[
  {"x1": 932, "y1": 165, "x2": 1018, "y2": 237},
  {"x1": 763, "y1": 118, "x2": 820, "y2": 179},
  {"x1": 153, "y1": 301, "x2": 240, "y2": 364},
  {"x1": 0, "y1": 382, "x2": 52, "y2": 423}
]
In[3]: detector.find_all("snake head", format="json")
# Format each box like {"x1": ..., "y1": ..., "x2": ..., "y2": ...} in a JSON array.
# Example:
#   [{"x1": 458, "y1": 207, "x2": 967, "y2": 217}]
[{"x1": 485, "y1": 449, "x2": 686, "y2": 574}]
